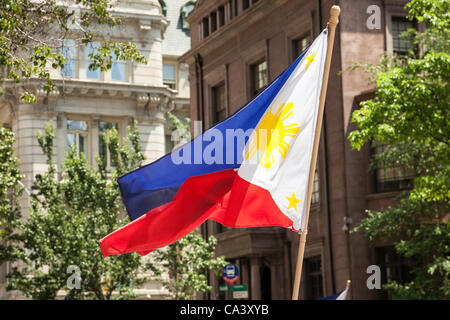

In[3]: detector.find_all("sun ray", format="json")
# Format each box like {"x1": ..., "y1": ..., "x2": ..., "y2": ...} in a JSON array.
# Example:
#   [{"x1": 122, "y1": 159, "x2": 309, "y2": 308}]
[
  {"x1": 278, "y1": 102, "x2": 294, "y2": 119},
  {"x1": 275, "y1": 103, "x2": 285, "y2": 116},
  {"x1": 245, "y1": 102, "x2": 300, "y2": 169}
]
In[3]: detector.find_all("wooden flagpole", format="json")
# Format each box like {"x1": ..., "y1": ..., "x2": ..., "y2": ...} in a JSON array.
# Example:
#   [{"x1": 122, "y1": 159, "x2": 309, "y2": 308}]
[{"x1": 292, "y1": 5, "x2": 340, "y2": 300}]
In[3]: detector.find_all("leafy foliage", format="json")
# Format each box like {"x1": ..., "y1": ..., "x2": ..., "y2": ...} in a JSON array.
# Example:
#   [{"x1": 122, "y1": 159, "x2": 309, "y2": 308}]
[
  {"x1": 153, "y1": 232, "x2": 227, "y2": 300},
  {"x1": 0, "y1": 127, "x2": 24, "y2": 265},
  {"x1": 3, "y1": 121, "x2": 155, "y2": 299},
  {"x1": 0, "y1": 0, "x2": 147, "y2": 102},
  {"x1": 349, "y1": 0, "x2": 450, "y2": 299}
]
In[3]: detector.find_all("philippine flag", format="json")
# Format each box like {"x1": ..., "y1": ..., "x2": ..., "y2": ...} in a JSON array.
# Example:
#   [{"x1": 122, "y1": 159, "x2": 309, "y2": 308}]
[{"x1": 100, "y1": 31, "x2": 328, "y2": 257}]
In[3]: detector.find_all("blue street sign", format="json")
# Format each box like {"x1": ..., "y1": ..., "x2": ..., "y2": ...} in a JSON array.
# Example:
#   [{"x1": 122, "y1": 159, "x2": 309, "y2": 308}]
[{"x1": 222, "y1": 264, "x2": 239, "y2": 284}]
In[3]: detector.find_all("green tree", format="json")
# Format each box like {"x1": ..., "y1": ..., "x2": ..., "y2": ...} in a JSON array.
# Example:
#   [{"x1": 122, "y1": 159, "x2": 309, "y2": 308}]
[
  {"x1": 0, "y1": 127, "x2": 24, "y2": 267},
  {"x1": 153, "y1": 232, "x2": 227, "y2": 300},
  {"x1": 3, "y1": 121, "x2": 157, "y2": 299},
  {"x1": 0, "y1": 0, "x2": 147, "y2": 103},
  {"x1": 349, "y1": 0, "x2": 449, "y2": 299}
]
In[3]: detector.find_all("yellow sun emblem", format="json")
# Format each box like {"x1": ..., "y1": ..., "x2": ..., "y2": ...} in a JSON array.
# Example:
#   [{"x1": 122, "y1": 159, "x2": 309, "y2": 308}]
[{"x1": 245, "y1": 102, "x2": 300, "y2": 169}]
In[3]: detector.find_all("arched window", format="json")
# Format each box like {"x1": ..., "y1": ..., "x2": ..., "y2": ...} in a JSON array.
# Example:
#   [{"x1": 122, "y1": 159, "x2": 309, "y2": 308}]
[
  {"x1": 159, "y1": 0, "x2": 167, "y2": 17},
  {"x1": 181, "y1": 1, "x2": 196, "y2": 30}
]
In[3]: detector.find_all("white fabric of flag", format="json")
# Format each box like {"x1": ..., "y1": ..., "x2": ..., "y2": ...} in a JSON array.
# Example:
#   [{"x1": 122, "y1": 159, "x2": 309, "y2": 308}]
[{"x1": 238, "y1": 30, "x2": 328, "y2": 231}]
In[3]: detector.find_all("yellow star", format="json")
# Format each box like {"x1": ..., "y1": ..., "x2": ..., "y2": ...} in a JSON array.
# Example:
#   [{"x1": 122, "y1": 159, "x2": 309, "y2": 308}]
[
  {"x1": 305, "y1": 51, "x2": 315, "y2": 70},
  {"x1": 286, "y1": 192, "x2": 300, "y2": 211}
]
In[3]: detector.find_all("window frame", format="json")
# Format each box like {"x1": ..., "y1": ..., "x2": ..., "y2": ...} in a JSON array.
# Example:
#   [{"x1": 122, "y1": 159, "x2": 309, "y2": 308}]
[
  {"x1": 66, "y1": 119, "x2": 90, "y2": 160},
  {"x1": 372, "y1": 142, "x2": 415, "y2": 193},
  {"x1": 311, "y1": 164, "x2": 320, "y2": 206},
  {"x1": 390, "y1": 16, "x2": 416, "y2": 55},
  {"x1": 384, "y1": 5, "x2": 420, "y2": 56},
  {"x1": 163, "y1": 59, "x2": 178, "y2": 90},
  {"x1": 110, "y1": 51, "x2": 128, "y2": 82},
  {"x1": 211, "y1": 82, "x2": 227, "y2": 125},
  {"x1": 85, "y1": 41, "x2": 103, "y2": 81},
  {"x1": 304, "y1": 255, "x2": 324, "y2": 300},
  {"x1": 60, "y1": 39, "x2": 78, "y2": 78},
  {"x1": 249, "y1": 59, "x2": 268, "y2": 98},
  {"x1": 292, "y1": 34, "x2": 311, "y2": 61},
  {"x1": 98, "y1": 121, "x2": 120, "y2": 171}
]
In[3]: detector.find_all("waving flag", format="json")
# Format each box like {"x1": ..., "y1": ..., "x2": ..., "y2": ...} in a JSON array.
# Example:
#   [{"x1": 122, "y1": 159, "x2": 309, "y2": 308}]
[
  {"x1": 317, "y1": 281, "x2": 351, "y2": 300},
  {"x1": 100, "y1": 31, "x2": 328, "y2": 257}
]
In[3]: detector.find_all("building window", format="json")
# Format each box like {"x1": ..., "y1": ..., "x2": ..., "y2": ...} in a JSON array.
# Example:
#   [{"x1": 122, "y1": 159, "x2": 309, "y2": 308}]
[
  {"x1": 158, "y1": 0, "x2": 167, "y2": 17},
  {"x1": 242, "y1": 0, "x2": 250, "y2": 11},
  {"x1": 61, "y1": 39, "x2": 77, "y2": 78},
  {"x1": 229, "y1": 0, "x2": 238, "y2": 20},
  {"x1": 376, "y1": 246, "x2": 413, "y2": 299},
  {"x1": 250, "y1": 60, "x2": 268, "y2": 97},
  {"x1": 212, "y1": 83, "x2": 227, "y2": 125},
  {"x1": 111, "y1": 52, "x2": 126, "y2": 82},
  {"x1": 218, "y1": 6, "x2": 225, "y2": 27},
  {"x1": 293, "y1": 34, "x2": 311, "y2": 60},
  {"x1": 98, "y1": 121, "x2": 119, "y2": 169},
  {"x1": 181, "y1": 1, "x2": 196, "y2": 30},
  {"x1": 86, "y1": 42, "x2": 101, "y2": 80},
  {"x1": 392, "y1": 17, "x2": 414, "y2": 55},
  {"x1": 67, "y1": 120, "x2": 89, "y2": 158},
  {"x1": 374, "y1": 144, "x2": 414, "y2": 193},
  {"x1": 305, "y1": 256, "x2": 323, "y2": 300},
  {"x1": 163, "y1": 63, "x2": 177, "y2": 89},
  {"x1": 311, "y1": 166, "x2": 320, "y2": 205},
  {"x1": 210, "y1": 11, "x2": 217, "y2": 33},
  {"x1": 202, "y1": 17, "x2": 209, "y2": 38}
]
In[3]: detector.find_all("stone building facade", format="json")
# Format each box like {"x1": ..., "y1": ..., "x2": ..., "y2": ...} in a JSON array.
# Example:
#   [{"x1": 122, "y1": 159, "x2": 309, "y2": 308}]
[
  {"x1": 0, "y1": 0, "x2": 193, "y2": 299},
  {"x1": 181, "y1": 0, "x2": 413, "y2": 299}
]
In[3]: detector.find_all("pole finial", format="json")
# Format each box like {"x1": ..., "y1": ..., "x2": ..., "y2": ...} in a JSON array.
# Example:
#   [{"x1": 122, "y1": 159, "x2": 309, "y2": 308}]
[
  {"x1": 329, "y1": 5, "x2": 341, "y2": 27},
  {"x1": 346, "y1": 280, "x2": 351, "y2": 289}
]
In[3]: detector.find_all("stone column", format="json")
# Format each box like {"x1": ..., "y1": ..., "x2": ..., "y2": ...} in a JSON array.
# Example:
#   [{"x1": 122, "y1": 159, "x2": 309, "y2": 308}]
[
  {"x1": 250, "y1": 257, "x2": 261, "y2": 300},
  {"x1": 271, "y1": 255, "x2": 285, "y2": 299}
]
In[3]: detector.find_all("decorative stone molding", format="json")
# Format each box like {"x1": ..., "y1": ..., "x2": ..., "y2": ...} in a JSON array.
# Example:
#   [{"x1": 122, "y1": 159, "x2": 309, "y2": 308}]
[
  {"x1": 139, "y1": 19, "x2": 152, "y2": 31},
  {"x1": 137, "y1": 93, "x2": 150, "y2": 106}
]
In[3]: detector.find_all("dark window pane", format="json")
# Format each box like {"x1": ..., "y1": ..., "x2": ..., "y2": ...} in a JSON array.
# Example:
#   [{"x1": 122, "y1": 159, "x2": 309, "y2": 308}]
[
  {"x1": 243, "y1": 0, "x2": 250, "y2": 10},
  {"x1": 99, "y1": 135, "x2": 107, "y2": 160},
  {"x1": 251, "y1": 60, "x2": 267, "y2": 97},
  {"x1": 213, "y1": 84, "x2": 226, "y2": 124},
  {"x1": 218, "y1": 6, "x2": 225, "y2": 27},
  {"x1": 392, "y1": 17, "x2": 414, "y2": 55},
  {"x1": 202, "y1": 17, "x2": 209, "y2": 38},
  {"x1": 375, "y1": 246, "x2": 413, "y2": 299},
  {"x1": 293, "y1": 35, "x2": 311, "y2": 60},
  {"x1": 305, "y1": 256, "x2": 323, "y2": 299},
  {"x1": 211, "y1": 11, "x2": 217, "y2": 33},
  {"x1": 311, "y1": 166, "x2": 320, "y2": 205},
  {"x1": 374, "y1": 143, "x2": 414, "y2": 193},
  {"x1": 79, "y1": 133, "x2": 88, "y2": 157}
]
